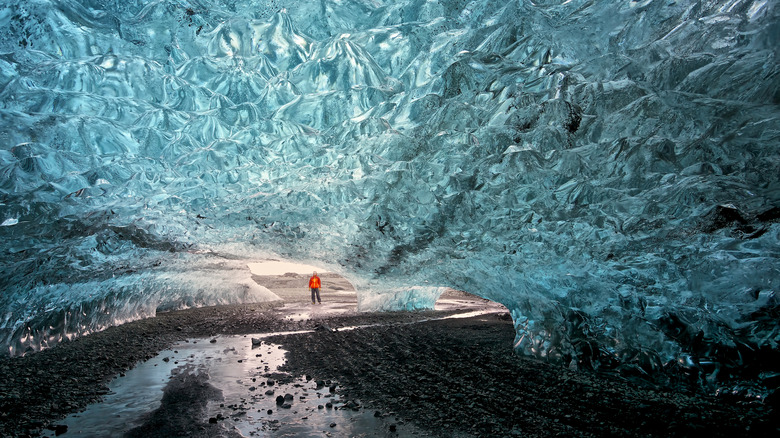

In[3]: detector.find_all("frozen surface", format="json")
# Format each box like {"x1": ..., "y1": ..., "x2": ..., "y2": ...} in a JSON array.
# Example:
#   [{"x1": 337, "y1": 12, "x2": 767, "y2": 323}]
[{"x1": 0, "y1": 0, "x2": 779, "y2": 390}]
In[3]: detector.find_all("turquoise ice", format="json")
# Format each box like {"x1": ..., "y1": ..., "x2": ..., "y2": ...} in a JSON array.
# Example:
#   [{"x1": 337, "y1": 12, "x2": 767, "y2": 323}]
[{"x1": 0, "y1": 0, "x2": 778, "y2": 391}]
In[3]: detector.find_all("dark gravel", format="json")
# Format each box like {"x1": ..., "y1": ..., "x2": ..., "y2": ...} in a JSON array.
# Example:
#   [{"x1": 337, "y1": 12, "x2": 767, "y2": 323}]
[
  {"x1": 0, "y1": 302, "x2": 776, "y2": 437},
  {"x1": 270, "y1": 313, "x2": 778, "y2": 438}
]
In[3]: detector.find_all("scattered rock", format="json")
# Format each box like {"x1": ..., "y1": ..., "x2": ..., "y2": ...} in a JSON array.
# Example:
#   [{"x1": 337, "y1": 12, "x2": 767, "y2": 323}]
[
  {"x1": 45, "y1": 424, "x2": 68, "y2": 436},
  {"x1": 342, "y1": 400, "x2": 361, "y2": 411},
  {"x1": 315, "y1": 323, "x2": 333, "y2": 332},
  {"x1": 1, "y1": 293, "x2": 771, "y2": 438}
]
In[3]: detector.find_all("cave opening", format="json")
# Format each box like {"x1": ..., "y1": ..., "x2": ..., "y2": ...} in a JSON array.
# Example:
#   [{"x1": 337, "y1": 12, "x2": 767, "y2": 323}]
[{"x1": 0, "y1": 0, "x2": 778, "y2": 434}]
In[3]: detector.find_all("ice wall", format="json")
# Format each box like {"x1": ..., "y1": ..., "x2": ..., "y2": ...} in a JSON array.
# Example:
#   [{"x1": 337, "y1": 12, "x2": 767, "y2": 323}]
[{"x1": 1, "y1": 0, "x2": 778, "y2": 391}]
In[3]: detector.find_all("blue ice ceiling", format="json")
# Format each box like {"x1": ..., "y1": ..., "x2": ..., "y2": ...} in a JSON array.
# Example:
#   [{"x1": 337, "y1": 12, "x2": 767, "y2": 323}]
[{"x1": 1, "y1": 0, "x2": 779, "y2": 387}]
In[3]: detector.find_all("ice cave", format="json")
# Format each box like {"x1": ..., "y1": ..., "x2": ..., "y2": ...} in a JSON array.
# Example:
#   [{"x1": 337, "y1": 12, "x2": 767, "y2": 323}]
[{"x1": 0, "y1": 0, "x2": 779, "y2": 399}]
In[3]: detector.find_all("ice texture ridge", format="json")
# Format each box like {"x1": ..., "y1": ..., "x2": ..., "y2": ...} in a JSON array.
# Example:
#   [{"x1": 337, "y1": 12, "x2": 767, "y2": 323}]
[{"x1": 1, "y1": 0, "x2": 779, "y2": 392}]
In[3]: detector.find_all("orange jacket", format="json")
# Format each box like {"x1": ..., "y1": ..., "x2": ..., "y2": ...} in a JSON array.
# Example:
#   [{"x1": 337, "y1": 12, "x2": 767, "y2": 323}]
[{"x1": 309, "y1": 275, "x2": 321, "y2": 289}]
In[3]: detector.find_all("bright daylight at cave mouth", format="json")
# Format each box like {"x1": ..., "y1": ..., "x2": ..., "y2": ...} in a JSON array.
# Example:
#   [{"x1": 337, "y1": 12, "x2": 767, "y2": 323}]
[{"x1": 0, "y1": 0, "x2": 778, "y2": 437}]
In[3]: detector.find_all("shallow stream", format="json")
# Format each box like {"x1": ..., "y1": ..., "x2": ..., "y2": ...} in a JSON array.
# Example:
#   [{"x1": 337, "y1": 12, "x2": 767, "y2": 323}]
[
  {"x1": 53, "y1": 334, "x2": 417, "y2": 437},
  {"x1": 48, "y1": 294, "x2": 506, "y2": 437}
]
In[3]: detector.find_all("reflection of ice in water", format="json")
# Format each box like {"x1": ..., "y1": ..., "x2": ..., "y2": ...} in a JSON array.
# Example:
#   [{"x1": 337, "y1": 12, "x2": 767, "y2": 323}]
[
  {"x1": 56, "y1": 336, "x2": 278, "y2": 436},
  {"x1": 55, "y1": 335, "x2": 415, "y2": 437}
]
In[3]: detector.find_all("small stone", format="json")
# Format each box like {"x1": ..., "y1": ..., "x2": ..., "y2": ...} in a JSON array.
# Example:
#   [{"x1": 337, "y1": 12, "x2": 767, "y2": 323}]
[
  {"x1": 374, "y1": 410, "x2": 382, "y2": 417},
  {"x1": 46, "y1": 424, "x2": 68, "y2": 435},
  {"x1": 281, "y1": 403, "x2": 292, "y2": 409},
  {"x1": 284, "y1": 393, "x2": 294, "y2": 401},
  {"x1": 330, "y1": 422, "x2": 337, "y2": 428},
  {"x1": 389, "y1": 424, "x2": 397, "y2": 432},
  {"x1": 209, "y1": 417, "x2": 218, "y2": 424},
  {"x1": 266, "y1": 409, "x2": 273, "y2": 415},
  {"x1": 276, "y1": 395, "x2": 285, "y2": 405},
  {"x1": 210, "y1": 339, "x2": 217, "y2": 343},
  {"x1": 265, "y1": 389, "x2": 275, "y2": 395},
  {"x1": 325, "y1": 402, "x2": 333, "y2": 409}
]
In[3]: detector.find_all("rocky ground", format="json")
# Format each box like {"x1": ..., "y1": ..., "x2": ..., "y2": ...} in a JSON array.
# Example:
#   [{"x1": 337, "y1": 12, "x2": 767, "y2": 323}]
[
  {"x1": 0, "y1": 273, "x2": 777, "y2": 437},
  {"x1": 272, "y1": 313, "x2": 777, "y2": 437}
]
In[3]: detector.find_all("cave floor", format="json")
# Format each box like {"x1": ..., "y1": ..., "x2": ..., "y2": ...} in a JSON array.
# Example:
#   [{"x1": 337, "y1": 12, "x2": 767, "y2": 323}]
[{"x1": 0, "y1": 277, "x2": 775, "y2": 437}]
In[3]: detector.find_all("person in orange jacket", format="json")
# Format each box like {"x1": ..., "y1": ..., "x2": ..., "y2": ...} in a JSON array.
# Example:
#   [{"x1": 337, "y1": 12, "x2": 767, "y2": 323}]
[{"x1": 309, "y1": 271, "x2": 321, "y2": 304}]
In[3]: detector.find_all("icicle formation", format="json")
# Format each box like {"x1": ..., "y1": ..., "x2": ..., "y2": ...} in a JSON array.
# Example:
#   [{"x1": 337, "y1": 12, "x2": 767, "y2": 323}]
[{"x1": 0, "y1": 0, "x2": 778, "y2": 392}]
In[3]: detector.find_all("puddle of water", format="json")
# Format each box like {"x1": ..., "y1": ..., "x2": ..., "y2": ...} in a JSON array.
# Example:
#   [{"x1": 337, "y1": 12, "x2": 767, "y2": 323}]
[
  {"x1": 53, "y1": 335, "x2": 423, "y2": 437},
  {"x1": 279, "y1": 294, "x2": 504, "y2": 324},
  {"x1": 438, "y1": 310, "x2": 499, "y2": 319},
  {"x1": 279, "y1": 301, "x2": 358, "y2": 322},
  {"x1": 51, "y1": 298, "x2": 505, "y2": 437}
]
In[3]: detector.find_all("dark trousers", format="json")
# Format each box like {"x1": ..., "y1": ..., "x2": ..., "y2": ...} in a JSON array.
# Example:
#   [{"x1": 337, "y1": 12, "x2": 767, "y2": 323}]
[{"x1": 311, "y1": 288, "x2": 320, "y2": 303}]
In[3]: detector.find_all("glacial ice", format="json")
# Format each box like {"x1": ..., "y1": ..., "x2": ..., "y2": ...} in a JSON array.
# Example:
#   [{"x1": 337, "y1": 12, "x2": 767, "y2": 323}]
[{"x1": 0, "y1": 0, "x2": 778, "y2": 393}]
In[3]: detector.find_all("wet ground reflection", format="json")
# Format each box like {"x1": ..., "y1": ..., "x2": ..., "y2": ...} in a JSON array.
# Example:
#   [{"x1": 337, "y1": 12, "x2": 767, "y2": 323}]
[{"x1": 56, "y1": 335, "x2": 419, "y2": 437}]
